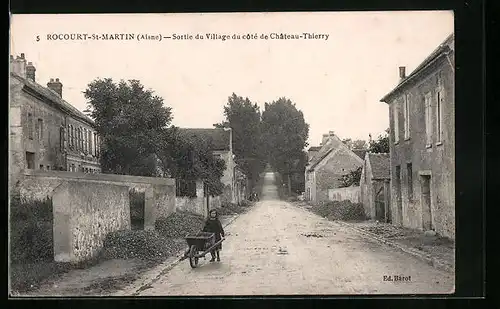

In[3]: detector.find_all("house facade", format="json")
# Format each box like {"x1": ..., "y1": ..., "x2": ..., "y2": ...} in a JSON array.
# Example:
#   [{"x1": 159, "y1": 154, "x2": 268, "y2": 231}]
[
  {"x1": 380, "y1": 33, "x2": 455, "y2": 239},
  {"x1": 9, "y1": 53, "x2": 101, "y2": 187},
  {"x1": 360, "y1": 153, "x2": 391, "y2": 222},
  {"x1": 305, "y1": 131, "x2": 364, "y2": 204}
]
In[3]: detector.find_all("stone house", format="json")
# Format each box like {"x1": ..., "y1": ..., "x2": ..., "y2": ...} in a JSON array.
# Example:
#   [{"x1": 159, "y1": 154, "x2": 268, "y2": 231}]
[
  {"x1": 360, "y1": 152, "x2": 391, "y2": 222},
  {"x1": 9, "y1": 53, "x2": 101, "y2": 187},
  {"x1": 176, "y1": 127, "x2": 238, "y2": 204},
  {"x1": 234, "y1": 165, "x2": 249, "y2": 205},
  {"x1": 380, "y1": 33, "x2": 455, "y2": 239},
  {"x1": 304, "y1": 131, "x2": 364, "y2": 204}
]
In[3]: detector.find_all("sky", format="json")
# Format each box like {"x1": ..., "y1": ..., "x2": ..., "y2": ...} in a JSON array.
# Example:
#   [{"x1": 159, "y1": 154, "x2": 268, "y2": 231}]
[{"x1": 10, "y1": 11, "x2": 453, "y2": 147}]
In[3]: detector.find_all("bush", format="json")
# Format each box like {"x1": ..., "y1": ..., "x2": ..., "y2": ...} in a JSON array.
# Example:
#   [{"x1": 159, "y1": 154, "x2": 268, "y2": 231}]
[
  {"x1": 311, "y1": 200, "x2": 366, "y2": 221},
  {"x1": 100, "y1": 229, "x2": 184, "y2": 262},
  {"x1": 10, "y1": 192, "x2": 54, "y2": 264},
  {"x1": 155, "y1": 211, "x2": 205, "y2": 238}
]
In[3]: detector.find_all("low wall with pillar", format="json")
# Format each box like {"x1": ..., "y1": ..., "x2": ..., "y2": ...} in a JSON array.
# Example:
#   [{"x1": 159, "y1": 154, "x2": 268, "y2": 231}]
[
  {"x1": 175, "y1": 180, "x2": 222, "y2": 218},
  {"x1": 52, "y1": 180, "x2": 130, "y2": 262},
  {"x1": 15, "y1": 170, "x2": 176, "y2": 262}
]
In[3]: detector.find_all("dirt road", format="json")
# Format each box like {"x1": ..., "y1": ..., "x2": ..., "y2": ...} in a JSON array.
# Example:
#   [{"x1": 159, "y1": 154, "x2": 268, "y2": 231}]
[{"x1": 137, "y1": 172, "x2": 454, "y2": 295}]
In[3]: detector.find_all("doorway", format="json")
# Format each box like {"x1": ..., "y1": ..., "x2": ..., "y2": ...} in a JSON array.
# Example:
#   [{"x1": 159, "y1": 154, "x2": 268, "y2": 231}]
[
  {"x1": 26, "y1": 152, "x2": 35, "y2": 169},
  {"x1": 420, "y1": 175, "x2": 433, "y2": 230},
  {"x1": 395, "y1": 165, "x2": 403, "y2": 224},
  {"x1": 129, "y1": 189, "x2": 145, "y2": 230}
]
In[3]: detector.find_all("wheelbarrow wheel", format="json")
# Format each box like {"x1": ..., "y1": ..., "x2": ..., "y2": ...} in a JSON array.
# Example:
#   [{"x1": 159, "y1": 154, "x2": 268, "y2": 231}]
[{"x1": 189, "y1": 245, "x2": 199, "y2": 268}]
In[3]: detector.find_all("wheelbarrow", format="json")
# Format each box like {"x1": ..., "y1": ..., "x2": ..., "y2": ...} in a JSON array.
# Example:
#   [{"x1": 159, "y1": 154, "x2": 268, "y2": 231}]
[{"x1": 179, "y1": 231, "x2": 225, "y2": 268}]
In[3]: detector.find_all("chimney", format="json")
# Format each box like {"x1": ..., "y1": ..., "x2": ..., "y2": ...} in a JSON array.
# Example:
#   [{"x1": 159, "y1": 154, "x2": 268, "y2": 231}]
[
  {"x1": 47, "y1": 78, "x2": 63, "y2": 97},
  {"x1": 10, "y1": 53, "x2": 27, "y2": 77},
  {"x1": 321, "y1": 134, "x2": 329, "y2": 145},
  {"x1": 26, "y1": 62, "x2": 36, "y2": 82},
  {"x1": 329, "y1": 130, "x2": 335, "y2": 136},
  {"x1": 399, "y1": 66, "x2": 406, "y2": 80}
]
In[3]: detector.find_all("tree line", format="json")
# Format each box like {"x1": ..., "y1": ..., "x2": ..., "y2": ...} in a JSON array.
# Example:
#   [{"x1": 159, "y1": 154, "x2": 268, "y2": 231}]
[{"x1": 84, "y1": 79, "x2": 310, "y2": 197}]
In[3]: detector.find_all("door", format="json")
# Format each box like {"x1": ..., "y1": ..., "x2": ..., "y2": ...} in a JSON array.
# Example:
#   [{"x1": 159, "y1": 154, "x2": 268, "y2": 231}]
[
  {"x1": 420, "y1": 175, "x2": 433, "y2": 230},
  {"x1": 395, "y1": 165, "x2": 403, "y2": 225}
]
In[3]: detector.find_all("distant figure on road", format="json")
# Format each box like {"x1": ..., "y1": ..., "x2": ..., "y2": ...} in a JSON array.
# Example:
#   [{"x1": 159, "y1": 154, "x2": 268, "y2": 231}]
[
  {"x1": 249, "y1": 191, "x2": 259, "y2": 201},
  {"x1": 202, "y1": 209, "x2": 225, "y2": 262}
]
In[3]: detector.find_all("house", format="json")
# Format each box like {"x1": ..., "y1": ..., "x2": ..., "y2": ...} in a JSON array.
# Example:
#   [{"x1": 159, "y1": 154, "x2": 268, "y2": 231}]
[
  {"x1": 304, "y1": 131, "x2": 364, "y2": 204},
  {"x1": 9, "y1": 53, "x2": 101, "y2": 187},
  {"x1": 307, "y1": 146, "x2": 321, "y2": 162},
  {"x1": 380, "y1": 33, "x2": 455, "y2": 239},
  {"x1": 360, "y1": 153, "x2": 391, "y2": 222},
  {"x1": 234, "y1": 165, "x2": 249, "y2": 205},
  {"x1": 176, "y1": 127, "x2": 238, "y2": 204}
]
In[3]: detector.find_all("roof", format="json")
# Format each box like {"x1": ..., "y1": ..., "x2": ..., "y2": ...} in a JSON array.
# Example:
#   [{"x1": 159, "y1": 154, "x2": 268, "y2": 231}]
[
  {"x1": 11, "y1": 72, "x2": 94, "y2": 125},
  {"x1": 380, "y1": 33, "x2": 454, "y2": 103},
  {"x1": 367, "y1": 153, "x2": 390, "y2": 180},
  {"x1": 306, "y1": 134, "x2": 362, "y2": 172},
  {"x1": 177, "y1": 128, "x2": 231, "y2": 151},
  {"x1": 308, "y1": 146, "x2": 321, "y2": 152},
  {"x1": 352, "y1": 149, "x2": 367, "y2": 160}
]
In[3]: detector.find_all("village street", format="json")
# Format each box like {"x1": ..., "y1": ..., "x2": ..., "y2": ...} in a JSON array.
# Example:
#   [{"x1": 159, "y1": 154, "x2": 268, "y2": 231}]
[{"x1": 136, "y1": 172, "x2": 454, "y2": 296}]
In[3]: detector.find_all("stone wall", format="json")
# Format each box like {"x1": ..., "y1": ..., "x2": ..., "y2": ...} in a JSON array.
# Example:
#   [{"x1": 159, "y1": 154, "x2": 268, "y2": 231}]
[
  {"x1": 175, "y1": 180, "x2": 222, "y2": 218},
  {"x1": 327, "y1": 186, "x2": 361, "y2": 203},
  {"x1": 15, "y1": 170, "x2": 176, "y2": 263},
  {"x1": 52, "y1": 180, "x2": 130, "y2": 263}
]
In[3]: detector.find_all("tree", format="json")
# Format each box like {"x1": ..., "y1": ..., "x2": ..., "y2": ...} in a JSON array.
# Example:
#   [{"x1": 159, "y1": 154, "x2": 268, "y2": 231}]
[
  {"x1": 157, "y1": 127, "x2": 226, "y2": 197},
  {"x1": 261, "y1": 97, "x2": 309, "y2": 195},
  {"x1": 339, "y1": 166, "x2": 362, "y2": 188},
  {"x1": 214, "y1": 93, "x2": 266, "y2": 189},
  {"x1": 368, "y1": 128, "x2": 390, "y2": 153},
  {"x1": 84, "y1": 78, "x2": 173, "y2": 176},
  {"x1": 342, "y1": 138, "x2": 368, "y2": 150}
]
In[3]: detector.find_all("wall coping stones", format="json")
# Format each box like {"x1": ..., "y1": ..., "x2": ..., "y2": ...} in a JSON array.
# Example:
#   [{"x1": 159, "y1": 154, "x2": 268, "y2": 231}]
[{"x1": 23, "y1": 170, "x2": 175, "y2": 186}]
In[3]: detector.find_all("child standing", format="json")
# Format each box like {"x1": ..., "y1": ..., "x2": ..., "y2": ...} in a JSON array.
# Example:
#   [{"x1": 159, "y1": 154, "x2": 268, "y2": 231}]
[{"x1": 203, "y1": 209, "x2": 225, "y2": 262}]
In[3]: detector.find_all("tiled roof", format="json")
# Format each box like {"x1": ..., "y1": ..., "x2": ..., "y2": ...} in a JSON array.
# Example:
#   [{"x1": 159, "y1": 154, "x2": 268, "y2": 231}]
[
  {"x1": 352, "y1": 149, "x2": 367, "y2": 160},
  {"x1": 307, "y1": 134, "x2": 362, "y2": 171},
  {"x1": 11, "y1": 72, "x2": 94, "y2": 125},
  {"x1": 368, "y1": 153, "x2": 390, "y2": 180},
  {"x1": 380, "y1": 33, "x2": 454, "y2": 102},
  {"x1": 177, "y1": 128, "x2": 231, "y2": 151}
]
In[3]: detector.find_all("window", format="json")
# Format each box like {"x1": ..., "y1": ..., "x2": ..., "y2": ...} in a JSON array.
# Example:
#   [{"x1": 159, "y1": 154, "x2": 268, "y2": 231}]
[
  {"x1": 393, "y1": 103, "x2": 399, "y2": 143},
  {"x1": 93, "y1": 133, "x2": 97, "y2": 156},
  {"x1": 37, "y1": 119, "x2": 43, "y2": 141},
  {"x1": 436, "y1": 87, "x2": 444, "y2": 144},
  {"x1": 403, "y1": 94, "x2": 411, "y2": 139},
  {"x1": 79, "y1": 128, "x2": 83, "y2": 151},
  {"x1": 59, "y1": 127, "x2": 65, "y2": 151},
  {"x1": 89, "y1": 130, "x2": 93, "y2": 156},
  {"x1": 71, "y1": 164, "x2": 75, "y2": 172},
  {"x1": 27, "y1": 113, "x2": 34, "y2": 139},
  {"x1": 83, "y1": 128, "x2": 87, "y2": 153},
  {"x1": 40, "y1": 164, "x2": 44, "y2": 170},
  {"x1": 407, "y1": 163, "x2": 413, "y2": 200},
  {"x1": 46, "y1": 165, "x2": 50, "y2": 170},
  {"x1": 424, "y1": 93, "x2": 433, "y2": 147}
]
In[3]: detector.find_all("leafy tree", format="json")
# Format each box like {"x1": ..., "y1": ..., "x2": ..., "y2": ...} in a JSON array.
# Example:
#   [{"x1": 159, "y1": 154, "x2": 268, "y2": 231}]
[
  {"x1": 339, "y1": 166, "x2": 363, "y2": 188},
  {"x1": 214, "y1": 93, "x2": 266, "y2": 188},
  {"x1": 342, "y1": 138, "x2": 368, "y2": 150},
  {"x1": 261, "y1": 97, "x2": 309, "y2": 195},
  {"x1": 84, "y1": 78, "x2": 172, "y2": 176},
  {"x1": 368, "y1": 128, "x2": 390, "y2": 153},
  {"x1": 157, "y1": 127, "x2": 226, "y2": 197}
]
